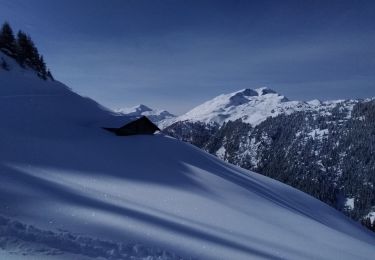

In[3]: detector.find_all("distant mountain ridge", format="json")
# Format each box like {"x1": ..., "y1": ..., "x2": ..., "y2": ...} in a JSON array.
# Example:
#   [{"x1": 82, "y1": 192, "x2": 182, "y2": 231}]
[
  {"x1": 160, "y1": 87, "x2": 357, "y2": 129},
  {"x1": 116, "y1": 104, "x2": 175, "y2": 125},
  {"x1": 163, "y1": 88, "x2": 375, "y2": 230}
]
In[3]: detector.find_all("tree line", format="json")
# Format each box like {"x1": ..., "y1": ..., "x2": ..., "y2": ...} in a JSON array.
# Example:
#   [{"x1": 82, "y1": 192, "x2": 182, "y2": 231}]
[{"x1": 0, "y1": 22, "x2": 53, "y2": 80}]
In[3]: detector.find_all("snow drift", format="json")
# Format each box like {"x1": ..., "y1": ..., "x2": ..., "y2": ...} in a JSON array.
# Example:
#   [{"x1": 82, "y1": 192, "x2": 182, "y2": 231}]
[{"x1": 0, "y1": 54, "x2": 374, "y2": 259}]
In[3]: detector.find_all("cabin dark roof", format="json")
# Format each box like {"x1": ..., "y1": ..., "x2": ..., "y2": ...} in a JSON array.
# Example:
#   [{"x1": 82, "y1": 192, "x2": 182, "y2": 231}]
[{"x1": 103, "y1": 116, "x2": 160, "y2": 136}]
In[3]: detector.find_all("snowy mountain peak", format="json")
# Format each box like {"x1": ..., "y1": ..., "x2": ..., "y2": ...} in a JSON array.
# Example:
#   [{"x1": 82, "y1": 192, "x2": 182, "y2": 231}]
[
  {"x1": 135, "y1": 104, "x2": 152, "y2": 112},
  {"x1": 116, "y1": 104, "x2": 175, "y2": 125},
  {"x1": 118, "y1": 104, "x2": 153, "y2": 114},
  {"x1": 227, "y1": 91, "x2": 251, "y2": 107},
  {"x1": 161, "y1": 87, "x2": 294, "y2": 128},
  {"x1": 235, "y1": 87, "x2": 280, "y2": 97},
  {"x1": 161, "y1": 86, "x2": 358, "y2": 129},
  {"x1": 239, "y1": 88, "x2": 258, "y2": 97},
  {"x1": 254, "y1": 87, "x2": 289, "y2": 102},
  {"x1": 256, "y1": 87, "x2": 277, "y2": 96}
]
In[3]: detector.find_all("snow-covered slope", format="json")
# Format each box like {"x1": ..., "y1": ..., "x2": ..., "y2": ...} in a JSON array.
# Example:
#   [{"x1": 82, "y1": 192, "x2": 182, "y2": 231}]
[
  {"x1": 0, "y1": 54, "x2": 375, "y2": 259},
  {"x1": 160, "y1": 87, "x2": 356, "y2": 129},
  {"x1": 117, "y1": 104, "x2": 175, "y2": 125},
  {"x1": 163, "y1": 88, "x2": 375, "y2": 227}
]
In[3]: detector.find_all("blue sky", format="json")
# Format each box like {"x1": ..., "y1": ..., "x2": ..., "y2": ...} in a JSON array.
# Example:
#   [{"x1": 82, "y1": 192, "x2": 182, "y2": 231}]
[{"x1": 1, "y1": 0, "x2": 374, "y2": 114}]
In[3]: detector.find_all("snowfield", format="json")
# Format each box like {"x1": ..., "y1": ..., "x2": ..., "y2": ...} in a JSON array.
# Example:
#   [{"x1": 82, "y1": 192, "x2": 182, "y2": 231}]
[{"x1": 0, "y1": 54, "x2": 374, "y2": 259}]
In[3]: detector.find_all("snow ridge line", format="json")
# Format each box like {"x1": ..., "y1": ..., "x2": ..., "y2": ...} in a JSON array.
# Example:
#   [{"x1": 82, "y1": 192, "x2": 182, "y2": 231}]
[{"x1": 0, "y1": 216, "x2": 191, "y2": 260}]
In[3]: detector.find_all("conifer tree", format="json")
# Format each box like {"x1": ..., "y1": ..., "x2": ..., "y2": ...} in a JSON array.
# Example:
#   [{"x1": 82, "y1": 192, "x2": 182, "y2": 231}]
[
  {"x1": 16, "y1": 30, "x2": 48, "y2": 78},
  {"x1": 38, "y1": 55, "x2": 47, "y2": 79},
  {"x1": 47, "y1": 69, "x2": 54, "y2": 81},
  {"x1": 16, "y1": 30, "x2": 30, "y2": 66},
  {"x1": 0, "y1": 22, "x2": 16, "y2": 54}
]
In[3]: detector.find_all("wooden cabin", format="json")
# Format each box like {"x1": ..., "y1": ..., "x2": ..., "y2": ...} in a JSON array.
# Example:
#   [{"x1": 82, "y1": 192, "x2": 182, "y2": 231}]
[{"x1": 103, "y1": 116, "x2": 160, "y2": 136}]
